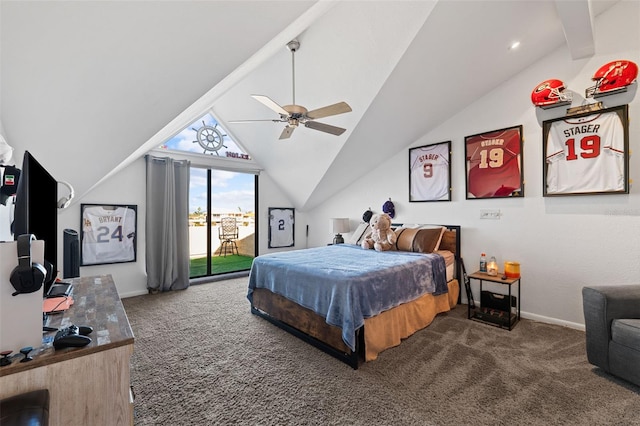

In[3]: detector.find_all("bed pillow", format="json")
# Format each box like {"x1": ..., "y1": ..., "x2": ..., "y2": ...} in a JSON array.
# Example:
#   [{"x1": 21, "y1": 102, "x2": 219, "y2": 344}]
[
  {"x1": 395, "y1": 228, "x2": 419, "y2": 252},
  {"x1": 394, "y1": 226, "x2": 445, "y2": 253},
  {"x1": 346, "y1": 222, "x2": 370, "y2": 245},
  {"x1": 412, "y1": 227, "x2": 445, "y2": 253}
]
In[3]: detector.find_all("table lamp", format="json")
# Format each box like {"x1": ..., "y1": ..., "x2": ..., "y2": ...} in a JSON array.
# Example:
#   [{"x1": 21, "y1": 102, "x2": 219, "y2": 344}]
[{"x1": 332, "y1": 218, "x2": 350, "y2": 244}]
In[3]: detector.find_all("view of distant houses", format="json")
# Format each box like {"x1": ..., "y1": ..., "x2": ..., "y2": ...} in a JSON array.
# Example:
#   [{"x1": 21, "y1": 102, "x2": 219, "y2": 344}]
[
  {"x1": 188, "y1": 210, "x2": 256, "y2": 257},
  {"x1": 188, "y1": 209, "x2": 255, "y2": 227}
]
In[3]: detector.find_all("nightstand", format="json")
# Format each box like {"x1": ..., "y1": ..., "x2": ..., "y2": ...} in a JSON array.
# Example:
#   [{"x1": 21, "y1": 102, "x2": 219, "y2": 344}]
[{"x1": 467, "y1": 271, "x2": 521, "y2": 330}]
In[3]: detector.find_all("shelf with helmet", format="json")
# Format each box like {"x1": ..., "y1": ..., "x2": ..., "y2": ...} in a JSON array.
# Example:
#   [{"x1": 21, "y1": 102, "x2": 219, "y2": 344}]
[
  {"x1": 531, "y1": 78, "x2": 573, "y2": 109},
  {"x1": 585, "y1": 60, "x2": 638, "y2": 98},
  {"x1": 530, "y1": 59, "x2": 638, "y2": 109}
]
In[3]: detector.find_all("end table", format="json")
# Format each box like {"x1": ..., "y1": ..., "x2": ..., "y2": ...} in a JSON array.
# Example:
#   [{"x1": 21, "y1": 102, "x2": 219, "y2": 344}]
[{"x1": 467, "y1": 271, "x2": 521, "y2": 330}]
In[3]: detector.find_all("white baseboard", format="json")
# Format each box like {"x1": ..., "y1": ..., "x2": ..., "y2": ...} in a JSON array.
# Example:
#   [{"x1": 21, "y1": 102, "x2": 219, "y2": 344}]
[
  {"x1": 120, "y1": 289, "x2": 149, "y2": 299},
  {"x1": 459, "y1": 299, "x2": 585, "y2": 332},
  {"x1": 119, "y1": 271, "x2": 251, "y2": 299},
  {"x1": 520, "y1": 310, "x2": 585, "y2": 332}
]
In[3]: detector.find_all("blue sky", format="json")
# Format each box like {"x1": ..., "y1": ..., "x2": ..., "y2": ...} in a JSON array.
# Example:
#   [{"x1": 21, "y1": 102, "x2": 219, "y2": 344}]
[
  {"x1": 162, "y1": 113, "x2": 255, "y2": 214},
  {"x1": 189, "y1": 168, "x2": 255, "y2": 214}
]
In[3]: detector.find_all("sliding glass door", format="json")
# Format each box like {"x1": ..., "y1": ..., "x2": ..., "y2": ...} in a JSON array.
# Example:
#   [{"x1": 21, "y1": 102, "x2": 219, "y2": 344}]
[{"x1": 189, "y1": 167, "x2": 257, "y2": 278}]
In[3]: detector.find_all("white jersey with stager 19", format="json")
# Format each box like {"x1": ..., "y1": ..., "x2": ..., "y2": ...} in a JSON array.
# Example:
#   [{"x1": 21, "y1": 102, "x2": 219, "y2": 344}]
[
  {"x1": 269, "y1": 209, "x2": 294, "y2": 247},
  {"x1": 546, "y1": 110, "x2": 625, "y2": 194},
  {"x1": 82, "y1": 206, "x2": 136, "y2": 264},
  {"x1": 410, "y1": 144, "x2": 449, "y2": 201}
]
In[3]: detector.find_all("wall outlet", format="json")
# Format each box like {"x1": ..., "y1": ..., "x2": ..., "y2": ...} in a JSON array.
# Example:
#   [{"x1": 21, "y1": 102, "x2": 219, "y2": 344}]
[{"x1": 480, "y1": 209, "x2": 501, "y2": 220}]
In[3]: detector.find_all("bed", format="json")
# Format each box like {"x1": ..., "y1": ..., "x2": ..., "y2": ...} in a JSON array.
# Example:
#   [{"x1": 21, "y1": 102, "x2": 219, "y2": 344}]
[{"x1": 248, "y1": 224, "x2": 461, "y2": 368}]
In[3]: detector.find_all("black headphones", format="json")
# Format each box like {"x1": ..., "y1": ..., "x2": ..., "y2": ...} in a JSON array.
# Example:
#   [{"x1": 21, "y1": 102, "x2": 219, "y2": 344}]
[{"x1": 10, "y1": 234, "x2": 47, "y2": 296}]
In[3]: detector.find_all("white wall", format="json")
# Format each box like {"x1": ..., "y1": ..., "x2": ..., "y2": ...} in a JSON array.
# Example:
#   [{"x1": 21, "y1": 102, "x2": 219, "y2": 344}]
[
  {"x1": 257, "y1": 172, "x2": 310, "y2": 252},
  {"x1": 305, "y1": 1, "x2": 640, "y2": 329},
  {"x1": 57, "y1": 157, "x2": 147, "y2": 297},
  {"x1": 54, "y1": 156, "x2": 298, "y2": 298}
]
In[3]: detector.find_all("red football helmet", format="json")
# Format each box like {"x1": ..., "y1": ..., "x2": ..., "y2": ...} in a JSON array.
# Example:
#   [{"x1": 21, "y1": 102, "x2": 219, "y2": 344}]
[
  {"x1": 531, "y1": 79, "x2": 572, "y2": 107},
  {"x1": 586, "y1": 60, "x2": 638, "y2": 97}
]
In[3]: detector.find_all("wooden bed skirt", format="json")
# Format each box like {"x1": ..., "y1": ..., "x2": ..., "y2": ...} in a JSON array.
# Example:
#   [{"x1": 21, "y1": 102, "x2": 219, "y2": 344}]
[{"x1": 251, "y1": 279, "x2": 459, "y2": 365}]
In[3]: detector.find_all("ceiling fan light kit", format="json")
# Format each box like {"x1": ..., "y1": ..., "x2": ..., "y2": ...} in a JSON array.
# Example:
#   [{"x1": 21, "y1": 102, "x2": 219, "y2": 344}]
[{"x1": 230, "y1": 40, "x2": 352, "y2": 140}]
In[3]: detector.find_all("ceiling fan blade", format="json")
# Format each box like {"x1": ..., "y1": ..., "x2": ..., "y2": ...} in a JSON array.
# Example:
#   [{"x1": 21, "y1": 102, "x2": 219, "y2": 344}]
[
  {"x1": 304, "y1": 121, "x2": 347, "y2": 136},
  {"x1": 279, "y1": 126, "x2": 295, "y2": 139},
  {"x1": 306, "y1": 102, "x2": 352, "y2": 119},
  {"x1": 251, "y1": 95, "x2": 289, "y2": 116}
]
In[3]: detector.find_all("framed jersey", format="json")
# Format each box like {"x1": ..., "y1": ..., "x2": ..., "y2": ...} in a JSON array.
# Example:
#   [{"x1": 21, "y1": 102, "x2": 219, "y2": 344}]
[
  {"x1": 465, "y1": 125, "x2": 524, "y2": 199},
  {"x1": 80, "y1": 204, "x2": 137, "y2": 266},
  {"x1": 543, "y1": 104, "x2": 629, "y2": 196},
  {"x1": 409, "y1": 141, "x2": 451, "y2": 202},
  {"x1": 268, "y1": 207, "x2": 294, "y2": 248}
]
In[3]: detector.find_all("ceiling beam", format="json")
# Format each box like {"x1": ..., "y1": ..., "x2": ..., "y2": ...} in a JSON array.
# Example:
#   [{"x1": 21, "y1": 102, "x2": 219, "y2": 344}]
[{"x1": 555, "y1": 0, "x2": 595, "y2": 59}]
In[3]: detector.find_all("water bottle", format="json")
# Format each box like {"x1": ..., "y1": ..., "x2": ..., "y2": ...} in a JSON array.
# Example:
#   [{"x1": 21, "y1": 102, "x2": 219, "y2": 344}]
[{"x1": 480, "y1": 253, "x2": 487, "y2": 273}]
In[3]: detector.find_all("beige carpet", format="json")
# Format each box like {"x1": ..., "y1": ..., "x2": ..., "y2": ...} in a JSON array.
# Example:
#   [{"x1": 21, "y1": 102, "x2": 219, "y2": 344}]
[{"x1": 122, "y1": 277, "x2": 640, "y2": 425}]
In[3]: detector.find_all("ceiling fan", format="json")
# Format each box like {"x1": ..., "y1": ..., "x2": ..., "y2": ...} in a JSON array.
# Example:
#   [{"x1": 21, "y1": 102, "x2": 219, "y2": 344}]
[{"x1": 229, "y1": 40, "x2": 352, "y2": 140}]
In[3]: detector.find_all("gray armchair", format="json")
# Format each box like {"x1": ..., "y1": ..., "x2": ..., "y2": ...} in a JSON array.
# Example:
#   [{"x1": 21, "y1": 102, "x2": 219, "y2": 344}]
[{"x1": 582, "y1": 285, "x2": 640, "y2": 387}]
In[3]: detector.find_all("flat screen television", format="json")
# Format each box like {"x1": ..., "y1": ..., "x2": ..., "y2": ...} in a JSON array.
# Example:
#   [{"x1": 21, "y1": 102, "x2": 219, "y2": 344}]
[{"x1": 12, "y1": 151, "x2": 58, "y2": 290}]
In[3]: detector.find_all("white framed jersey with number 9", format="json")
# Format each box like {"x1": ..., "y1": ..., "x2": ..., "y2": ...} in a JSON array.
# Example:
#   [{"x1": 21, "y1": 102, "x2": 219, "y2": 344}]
[{"x1": 410, "y1": 143, "x2": 450, "y2": 201}]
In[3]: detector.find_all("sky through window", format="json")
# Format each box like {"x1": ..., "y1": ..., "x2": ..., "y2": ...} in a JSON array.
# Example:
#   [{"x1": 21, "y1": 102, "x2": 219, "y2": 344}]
[{"x1": 159, "y1": 113, "x2": 254, "y2": 214}]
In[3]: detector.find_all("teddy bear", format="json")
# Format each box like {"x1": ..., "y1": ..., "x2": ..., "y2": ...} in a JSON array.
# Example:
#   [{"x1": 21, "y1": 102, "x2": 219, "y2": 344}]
[{"x1": 361, "y1": 213, "x2": 396, "y2": 252}]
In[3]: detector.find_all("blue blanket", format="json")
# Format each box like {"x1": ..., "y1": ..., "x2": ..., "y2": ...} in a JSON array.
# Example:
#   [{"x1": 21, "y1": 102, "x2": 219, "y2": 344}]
[{"x1": 247, "y1": 244, "x2": 447, "y2": 351}]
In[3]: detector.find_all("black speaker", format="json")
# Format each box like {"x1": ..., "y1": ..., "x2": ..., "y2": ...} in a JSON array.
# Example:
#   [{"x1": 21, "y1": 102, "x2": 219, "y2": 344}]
[
  {"x1": 63, "y1": 229, "x2": 80, "y2": 279},
  {"x1": 10, "y1": 234, "x2": 46, "y2": 296}
]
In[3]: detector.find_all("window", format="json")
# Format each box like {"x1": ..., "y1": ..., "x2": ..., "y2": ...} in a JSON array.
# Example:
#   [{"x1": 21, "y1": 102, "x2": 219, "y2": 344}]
[
  {"x1": 189, "y1": 168, "x2": 256, "y2": 278},
  {"x1": 160, "y1": 112, "x2": 250, "y2": 160},
  {"x1": 157, "y1": 112, "x2": 258, "y2": 278}
]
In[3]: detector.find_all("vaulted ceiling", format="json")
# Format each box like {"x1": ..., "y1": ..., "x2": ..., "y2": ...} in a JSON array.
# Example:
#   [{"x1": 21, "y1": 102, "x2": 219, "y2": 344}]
[{"x1": 1, "y1": 1, "x2": 617, "y2": 211}]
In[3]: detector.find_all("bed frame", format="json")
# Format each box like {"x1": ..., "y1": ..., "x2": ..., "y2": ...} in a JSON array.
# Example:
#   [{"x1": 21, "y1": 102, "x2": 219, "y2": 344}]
[{"x1": 250, "y1": 225, "x2": 461, "y2": 369}]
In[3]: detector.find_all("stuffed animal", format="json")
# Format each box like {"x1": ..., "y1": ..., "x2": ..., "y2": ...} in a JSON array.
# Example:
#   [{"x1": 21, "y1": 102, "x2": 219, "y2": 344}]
[{"x1": 361, "y1": 213, "x2": 396, "y2": 252}]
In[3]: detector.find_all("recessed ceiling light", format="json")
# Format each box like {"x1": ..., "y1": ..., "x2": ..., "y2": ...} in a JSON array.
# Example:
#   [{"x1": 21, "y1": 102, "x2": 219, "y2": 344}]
[{"x1": 509, "y1": 41, "x2": 521, "y2": 50}]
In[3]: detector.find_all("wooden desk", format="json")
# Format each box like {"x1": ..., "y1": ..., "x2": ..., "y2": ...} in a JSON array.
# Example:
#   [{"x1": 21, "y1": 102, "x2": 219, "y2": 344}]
[{"x1": 0, "y1": 275, "x2": 134, "y2": 425}]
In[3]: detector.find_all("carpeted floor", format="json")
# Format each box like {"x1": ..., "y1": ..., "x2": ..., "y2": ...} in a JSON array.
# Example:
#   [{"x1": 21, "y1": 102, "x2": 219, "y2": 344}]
[{"x1": 122, "y1": 277, "x2": 640, "y2": 425}]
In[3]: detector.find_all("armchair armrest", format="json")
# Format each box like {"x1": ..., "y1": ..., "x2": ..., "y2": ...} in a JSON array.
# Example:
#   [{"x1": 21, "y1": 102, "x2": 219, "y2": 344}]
[{"x1": 582, "y1": 285, "x2": 640, "y2": 370}]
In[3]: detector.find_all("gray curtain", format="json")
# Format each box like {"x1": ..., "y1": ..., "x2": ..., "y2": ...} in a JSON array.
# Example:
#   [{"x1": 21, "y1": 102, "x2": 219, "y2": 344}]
[{"x1": 145, "y1": 155, "x2": 190, "y2": 292}]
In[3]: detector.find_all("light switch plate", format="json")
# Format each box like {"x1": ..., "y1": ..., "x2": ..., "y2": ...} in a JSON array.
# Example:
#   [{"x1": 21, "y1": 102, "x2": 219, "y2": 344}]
[{"x1": 480, "y1": 209, "x2": 501, "y2": 219}]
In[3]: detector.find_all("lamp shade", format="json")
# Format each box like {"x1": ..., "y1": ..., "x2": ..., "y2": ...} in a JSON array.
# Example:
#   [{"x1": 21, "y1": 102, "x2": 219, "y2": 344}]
[{"x1": 332, "y1": 218, "x2": 350, "y2": 234}]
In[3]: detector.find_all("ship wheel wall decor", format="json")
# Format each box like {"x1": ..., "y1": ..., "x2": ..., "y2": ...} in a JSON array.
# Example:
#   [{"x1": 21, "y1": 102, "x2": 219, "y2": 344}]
[{"x1": 192, "y1": 121, "x2": 228, "y2": 155}]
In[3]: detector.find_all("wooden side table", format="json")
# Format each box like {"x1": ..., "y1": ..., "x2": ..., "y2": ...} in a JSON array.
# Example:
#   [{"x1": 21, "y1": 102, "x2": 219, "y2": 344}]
[{"x1": 467, "y1": 271, "x2": 521, "y2": 330}]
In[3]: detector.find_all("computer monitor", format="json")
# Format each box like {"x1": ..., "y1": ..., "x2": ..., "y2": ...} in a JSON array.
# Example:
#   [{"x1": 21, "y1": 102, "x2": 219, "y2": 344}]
[{"x1": 12, "y1": 151, "x2": 58, "y2": 291}]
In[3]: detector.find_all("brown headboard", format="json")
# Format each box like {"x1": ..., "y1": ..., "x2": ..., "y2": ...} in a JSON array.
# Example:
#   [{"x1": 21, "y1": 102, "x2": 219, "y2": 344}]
[
  {"x1": 391, "y1": 224, "x2": 460, "y2": 256},
  {"x1": 391, "y1": 224, "x2": 461, "y2": 297},
  {"x1": 439, "y1": 225, "x2": 461, "y2": 304},
  {"x1": 439, "y1": 227, "x2": 459, "y2": 256}
]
